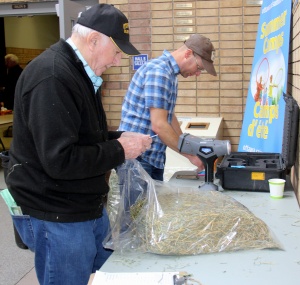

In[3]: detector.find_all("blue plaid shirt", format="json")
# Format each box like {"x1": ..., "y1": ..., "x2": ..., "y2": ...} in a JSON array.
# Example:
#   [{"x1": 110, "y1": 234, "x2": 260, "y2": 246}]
[{"x1": 119, "y1": 50, "x2": 179, "y2": 169}]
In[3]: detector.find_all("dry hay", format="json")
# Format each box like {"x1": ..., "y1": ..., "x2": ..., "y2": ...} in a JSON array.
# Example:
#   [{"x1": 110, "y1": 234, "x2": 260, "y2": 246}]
[
  {"x1": 131, "y1": 190, "x2": 280, "y2": 255},
  {"x1": 107, "y1": 169, "x2": 120, "y2": 226}
]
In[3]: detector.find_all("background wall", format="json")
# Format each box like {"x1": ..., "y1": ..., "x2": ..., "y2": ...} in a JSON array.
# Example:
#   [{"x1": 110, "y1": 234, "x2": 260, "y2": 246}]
[
  {"x1": 5, "y1": 15, "x2": 59, "y2": 49},
  {"x1": 4, "y1": 15, "x2": 59, "y2": 68},
  {"x1": 100, "y1": 0, "x2": 261, "y2": 152},
  {"x1": 288, "y1": 1, "x2": 300, "y2": 202}
]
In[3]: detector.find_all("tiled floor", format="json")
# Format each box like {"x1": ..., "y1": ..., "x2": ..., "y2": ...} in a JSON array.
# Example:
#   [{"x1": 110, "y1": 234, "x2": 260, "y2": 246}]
[
  {"x1": 16, "y1": 269, "x2": 39, "y2": 285},
  {"x1": 0, "y1": 167, "x2": 39, "y2": 285}
]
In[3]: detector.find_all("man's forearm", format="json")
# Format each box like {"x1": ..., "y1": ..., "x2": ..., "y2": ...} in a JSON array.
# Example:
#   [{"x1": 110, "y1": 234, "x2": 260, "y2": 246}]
[{"x1": 171, "y1": 114, "x2": 182, "y2": 136}]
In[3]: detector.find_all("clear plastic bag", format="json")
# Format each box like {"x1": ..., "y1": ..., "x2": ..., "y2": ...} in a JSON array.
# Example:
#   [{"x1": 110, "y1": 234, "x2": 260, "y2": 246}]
[
  {"x1": 106, "y1": 169, "x2": 120, "y2": 226},
  {"x1": 105, "y1": 159, "x2": 154, "y2": 250},
  {"x1": 104, "y1": 159, "x2": 281, "y2": 255}
]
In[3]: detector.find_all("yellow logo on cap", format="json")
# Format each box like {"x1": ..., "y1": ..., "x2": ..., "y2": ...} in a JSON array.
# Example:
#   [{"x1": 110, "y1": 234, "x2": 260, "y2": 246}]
[
  {"x1": 123, "y1": 23, "x2": 129, "y2": 34},
  {"x1": 211, "y1": 50, "x2": 215, "y2": 62}
]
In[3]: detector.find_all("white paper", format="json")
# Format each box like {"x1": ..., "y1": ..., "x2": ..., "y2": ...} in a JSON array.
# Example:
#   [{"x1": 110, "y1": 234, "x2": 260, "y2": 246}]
[{"x1": 92, "y1": 271, "x2": 178, "y2": 285}]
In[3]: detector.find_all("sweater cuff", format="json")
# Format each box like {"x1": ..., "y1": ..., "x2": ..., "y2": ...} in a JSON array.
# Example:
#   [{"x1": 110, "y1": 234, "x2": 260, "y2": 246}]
[{"x1": 108, "y1": 131, "x2": 124, "y2": 140}]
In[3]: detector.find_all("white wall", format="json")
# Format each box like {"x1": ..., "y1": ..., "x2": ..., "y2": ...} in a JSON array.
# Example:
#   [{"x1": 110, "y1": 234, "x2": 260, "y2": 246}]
[{"x1": 4, "y1": 15, "x2": 59, "y2": 49}]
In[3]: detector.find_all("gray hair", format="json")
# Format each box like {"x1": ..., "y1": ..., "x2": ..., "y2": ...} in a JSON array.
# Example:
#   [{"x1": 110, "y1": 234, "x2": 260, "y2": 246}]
[
  {"x1": 5, "y1": 54, "x2": 19, "y2": 64},
  {"x1": 72, "y1": 23, "x2": 95, "y2": 37},
  {"x1": 71, "y1": 24, "x2": 110, "y2": 46}
]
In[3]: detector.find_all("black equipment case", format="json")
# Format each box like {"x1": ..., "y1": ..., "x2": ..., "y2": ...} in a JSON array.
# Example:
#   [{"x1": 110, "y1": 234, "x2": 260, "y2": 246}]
[{"x1": 216, "y1": 93, "x2": 299, "y2": 192}]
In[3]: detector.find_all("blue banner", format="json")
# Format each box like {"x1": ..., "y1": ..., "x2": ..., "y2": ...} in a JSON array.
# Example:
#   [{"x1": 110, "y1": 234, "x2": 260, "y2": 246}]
[{"x1": 238, "y1": 0, "x2": 292, "y2": 153}]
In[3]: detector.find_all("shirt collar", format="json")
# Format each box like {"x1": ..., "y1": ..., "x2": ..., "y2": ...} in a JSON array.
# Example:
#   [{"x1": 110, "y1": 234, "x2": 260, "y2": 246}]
[
  {"x1": 66, "y1": 38, "x2": 103, "y2": 93},
  {"x1": 162, "y1": 50, "x2": 180, "y2": 75}
]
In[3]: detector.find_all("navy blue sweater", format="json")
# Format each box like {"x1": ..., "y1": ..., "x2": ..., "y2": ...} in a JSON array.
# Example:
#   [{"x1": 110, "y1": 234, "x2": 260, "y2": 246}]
[{"x1": 7, "y1": 39, "x2": 125, "y2": 222}]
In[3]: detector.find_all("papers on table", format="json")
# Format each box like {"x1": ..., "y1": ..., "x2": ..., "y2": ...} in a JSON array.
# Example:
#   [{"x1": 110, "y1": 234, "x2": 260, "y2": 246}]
[
  {"x1": 92, "y1": 271, "x2": 178, "y2": 285},
  {"x1": 0, "y1": 189, "x2": 23, "y2": 215}
]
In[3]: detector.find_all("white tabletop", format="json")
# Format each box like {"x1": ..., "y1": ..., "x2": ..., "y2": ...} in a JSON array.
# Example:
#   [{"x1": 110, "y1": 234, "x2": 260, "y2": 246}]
[{"x1": 100, "y1": 174, "x2": 300, "y2": 285}]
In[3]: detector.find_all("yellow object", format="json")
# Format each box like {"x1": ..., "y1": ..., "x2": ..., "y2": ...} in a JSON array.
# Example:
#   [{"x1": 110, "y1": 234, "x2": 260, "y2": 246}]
[{"x1": 251, "y1": 172, "x2": 265, "y2": 180}]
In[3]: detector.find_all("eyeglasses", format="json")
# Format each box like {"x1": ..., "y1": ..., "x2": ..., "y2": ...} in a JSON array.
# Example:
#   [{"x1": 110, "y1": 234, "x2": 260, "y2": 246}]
[{"x1": 194, "y1": 55, "x2": 205, "y2": 72}]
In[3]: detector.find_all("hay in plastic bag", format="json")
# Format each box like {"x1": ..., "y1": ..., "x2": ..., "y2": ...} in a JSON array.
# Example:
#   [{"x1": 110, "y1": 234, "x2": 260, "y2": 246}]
[
  {"x1": 107, "y1": 169, "x2": 120, "y2": 226},
  {"x1": 105, "y1": 159, "x2": 151, "y2": 244},
  {"x1": 104, "y1": 159, "x2": 281, "y2": 255}
]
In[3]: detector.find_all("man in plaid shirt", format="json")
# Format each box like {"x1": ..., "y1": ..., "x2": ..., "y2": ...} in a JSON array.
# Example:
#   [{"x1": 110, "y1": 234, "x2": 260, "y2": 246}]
[{"x1": 119, "y1": 34, "x2": 217, "y2": 181}]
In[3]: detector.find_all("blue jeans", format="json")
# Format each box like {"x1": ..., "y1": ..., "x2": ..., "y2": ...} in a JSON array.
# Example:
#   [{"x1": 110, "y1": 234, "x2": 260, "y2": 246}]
[
  {"x1": 12, "y1": 208, "x2": 112, "y2": 285},
  {"x1": 136, "y1": 157, "x2": 164, "y2": 181}
]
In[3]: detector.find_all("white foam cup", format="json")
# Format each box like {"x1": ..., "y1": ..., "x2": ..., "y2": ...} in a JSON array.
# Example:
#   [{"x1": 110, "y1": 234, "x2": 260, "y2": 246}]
[{"x1": 268, "y1": 178, "x2": 285, "y2": 199}]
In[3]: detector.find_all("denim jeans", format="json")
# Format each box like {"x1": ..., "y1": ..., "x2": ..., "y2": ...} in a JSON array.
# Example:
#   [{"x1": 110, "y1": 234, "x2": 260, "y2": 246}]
[
  {"x1": 12, "y1": 208, "x2": 112, "y2": 285},
  {"x1": 136, "y1": 157, "x2": 164, "y2": 181},
  {"x1": 116, "y1": 160, "x2": 148, "y2": 233}
]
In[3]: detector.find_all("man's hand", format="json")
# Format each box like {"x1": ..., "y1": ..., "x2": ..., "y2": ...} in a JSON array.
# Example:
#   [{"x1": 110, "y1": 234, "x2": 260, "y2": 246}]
[
  {"x1": 120, "y1": 131, "x2": 147, "y2": 138},
  {"x1": 118, "y1": 132, "x2": 152, "y2": 159},
  {"x1": 185, "y1": 154, "x2": 205, "y2": 172}
]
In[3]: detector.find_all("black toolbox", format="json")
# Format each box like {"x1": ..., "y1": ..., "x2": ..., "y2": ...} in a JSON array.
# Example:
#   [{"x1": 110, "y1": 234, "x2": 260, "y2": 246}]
[
  {"x1": 216, "y1": 152, "x2": 285, "y2": 191},
  {"x1": 216, "y1": 93, "x2": 299, "y2": 192}
]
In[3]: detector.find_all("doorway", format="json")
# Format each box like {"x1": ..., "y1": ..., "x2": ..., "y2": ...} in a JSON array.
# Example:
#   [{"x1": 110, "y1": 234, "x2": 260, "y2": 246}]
[
  {"x1": 0, "y1": 0, "x2": 59, "y2": 71},
  {"x1": 0, "y1": 18, "x2": 5, "y2": 87},
  {"x1": 0, "y1": 0, "x2": 98, "y2": 86}
]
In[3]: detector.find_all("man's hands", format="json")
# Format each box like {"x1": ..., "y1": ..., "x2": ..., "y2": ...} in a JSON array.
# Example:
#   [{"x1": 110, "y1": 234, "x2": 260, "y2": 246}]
[
  {"x1": 185, "y1": 154, "x2": 205, "y2": 172},
  {"x1": 117, "y1": 132, "x2": 152, "y2": 159}
]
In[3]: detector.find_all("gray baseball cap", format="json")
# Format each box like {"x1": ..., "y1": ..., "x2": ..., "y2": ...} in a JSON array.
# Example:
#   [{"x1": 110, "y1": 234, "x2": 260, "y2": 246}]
[{"x1": 185, "y1": 34, "x2": 217, "y2": 76}]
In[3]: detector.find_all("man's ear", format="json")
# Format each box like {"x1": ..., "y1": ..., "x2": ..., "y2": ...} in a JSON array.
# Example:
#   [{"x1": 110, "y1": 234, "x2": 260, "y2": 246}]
[
  {"x1": 185, "y1": 48, "x2": 193, "y2": 59},
  {"x1": 87, "y1": 32, "x2": 99, "y2": 49}
]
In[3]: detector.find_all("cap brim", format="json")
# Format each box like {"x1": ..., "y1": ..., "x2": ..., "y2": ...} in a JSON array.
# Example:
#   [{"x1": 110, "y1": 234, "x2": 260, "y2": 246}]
[
  {"x1": 111, "y1": 38, "x2": 140, "y2": 56},
  {"x1": 202, "y1": 58, "x2": 217, "y2": 76}
]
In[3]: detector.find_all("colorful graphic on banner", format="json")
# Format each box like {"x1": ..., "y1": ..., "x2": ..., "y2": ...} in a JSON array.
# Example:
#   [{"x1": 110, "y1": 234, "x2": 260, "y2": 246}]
[{"x1": 238, "y1": 0, "x2": 291, "y2": 153}]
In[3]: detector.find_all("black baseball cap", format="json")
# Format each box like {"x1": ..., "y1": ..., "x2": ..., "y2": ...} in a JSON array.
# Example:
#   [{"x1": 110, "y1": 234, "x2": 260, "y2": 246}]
[{"x1": 77, "y1": 4, "x2": 140, "y2": 56}]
